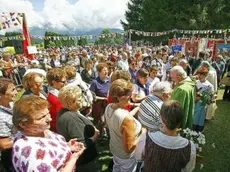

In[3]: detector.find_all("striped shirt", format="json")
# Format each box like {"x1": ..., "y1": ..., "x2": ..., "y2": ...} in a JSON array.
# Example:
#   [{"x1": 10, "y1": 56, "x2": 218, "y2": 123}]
[{"x1": 138, "y1": 96, "x2": 163, "y2": 131}]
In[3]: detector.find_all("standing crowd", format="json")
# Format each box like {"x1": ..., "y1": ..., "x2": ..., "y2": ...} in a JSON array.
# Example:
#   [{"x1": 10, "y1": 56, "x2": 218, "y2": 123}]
[{"x1": 0, "y1": 45, "x2": 230, "y2": 172}]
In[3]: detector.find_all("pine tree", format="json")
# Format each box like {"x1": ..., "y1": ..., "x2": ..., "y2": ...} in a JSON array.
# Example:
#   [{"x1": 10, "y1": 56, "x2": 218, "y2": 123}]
[{"x1": 120, "y1": 0, "x2": 144, "y2": 31}]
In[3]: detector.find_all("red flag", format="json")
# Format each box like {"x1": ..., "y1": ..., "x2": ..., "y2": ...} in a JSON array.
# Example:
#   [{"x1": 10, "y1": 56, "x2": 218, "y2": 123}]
[{"x1": 22, "y1": 13, "x2": 33, "y2": 60}]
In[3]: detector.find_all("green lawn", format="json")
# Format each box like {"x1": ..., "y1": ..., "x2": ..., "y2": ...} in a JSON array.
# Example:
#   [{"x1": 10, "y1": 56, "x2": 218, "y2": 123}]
[{"x1": 95, "y1": 88, "x2": 230, "y2": 172}]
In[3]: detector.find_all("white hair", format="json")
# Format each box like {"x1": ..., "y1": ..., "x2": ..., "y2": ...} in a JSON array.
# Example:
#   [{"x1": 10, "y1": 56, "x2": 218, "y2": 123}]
[
  {"x1": 179, "y1": 59, "x2": 188, "y2": 65},
  {"x1": 152, "y1": 81, "x2": 172, "y2": 97},
  {"x1": 170, "y1": 66, "x2": 187, "y2": 79}
]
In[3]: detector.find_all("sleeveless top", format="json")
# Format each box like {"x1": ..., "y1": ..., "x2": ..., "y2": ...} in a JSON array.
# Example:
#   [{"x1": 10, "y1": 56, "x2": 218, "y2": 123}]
[{"x1": 105, "y1": 104, "x2": 142, "y2": 159}]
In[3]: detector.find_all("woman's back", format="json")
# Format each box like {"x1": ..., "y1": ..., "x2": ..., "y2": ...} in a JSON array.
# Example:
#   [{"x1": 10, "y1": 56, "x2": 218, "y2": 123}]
[
  {"x1": 105, "y1": 104, "x2": 141, "y2": 159},
  {"x1": 143, "y1": 131, "x2": 195, "y2": 172}
]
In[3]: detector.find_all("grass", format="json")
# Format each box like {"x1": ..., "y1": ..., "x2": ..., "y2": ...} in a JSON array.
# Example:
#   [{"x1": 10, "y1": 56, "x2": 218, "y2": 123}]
[{"x1": 95, "y1": 88, "x2": 230, "y2": 172}]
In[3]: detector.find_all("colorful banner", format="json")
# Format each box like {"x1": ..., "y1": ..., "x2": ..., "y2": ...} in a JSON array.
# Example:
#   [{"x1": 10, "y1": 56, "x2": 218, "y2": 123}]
[
  {"x1": 0, "y1": 32, "x2": 125, "y2": 41},
  {"x1": 0, "y1": 12, "x2": 22, "y2": 30},
  {"x1": 129, "y1": 28, "x2": 230, "y2": 38}
]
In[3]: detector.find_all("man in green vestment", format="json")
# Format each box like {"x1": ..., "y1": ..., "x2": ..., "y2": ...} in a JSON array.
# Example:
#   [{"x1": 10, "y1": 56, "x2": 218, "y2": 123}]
[{"x1": 170, "y1": 66, "x2": 195, "y2": 129}]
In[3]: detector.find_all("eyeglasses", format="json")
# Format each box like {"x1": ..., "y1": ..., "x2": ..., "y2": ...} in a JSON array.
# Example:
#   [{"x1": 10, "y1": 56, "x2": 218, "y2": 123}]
[
  {"x1": 131, "y1": 63, "x2": 137, "y2": 66},
  {"x1": 57, "y1": 80, "x2": 67, "y2": 84}
]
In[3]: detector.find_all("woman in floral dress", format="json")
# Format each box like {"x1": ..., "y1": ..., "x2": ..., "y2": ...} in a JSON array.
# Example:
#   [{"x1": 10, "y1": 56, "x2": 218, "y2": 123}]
[{"x1": 12, "y1": 96, "x2": 85, "y2": 172}]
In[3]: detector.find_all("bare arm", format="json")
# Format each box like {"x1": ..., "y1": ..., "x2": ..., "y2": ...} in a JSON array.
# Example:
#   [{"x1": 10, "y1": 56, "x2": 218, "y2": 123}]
[
  {"x1": 129, "y1": 106, "x2": 140, "y2": 117},
  {"x1": 132, "y1": 95, "x2": 147, "y2": 103},
  {"x1": 0, "y1": 137, "x2": 13, "y2": 150}
]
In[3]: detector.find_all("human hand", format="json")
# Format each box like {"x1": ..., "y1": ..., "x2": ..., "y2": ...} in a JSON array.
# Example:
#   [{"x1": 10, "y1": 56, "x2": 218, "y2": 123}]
[
  {"x1": 71, "y1": 143, "x2": 85, "y2": 159},
  {"x1": 89, "y1": 127, "x2": 100, "y2": 141},
  {"x1": 68, "y1": 139, "x2": 85, "y2": 153}
]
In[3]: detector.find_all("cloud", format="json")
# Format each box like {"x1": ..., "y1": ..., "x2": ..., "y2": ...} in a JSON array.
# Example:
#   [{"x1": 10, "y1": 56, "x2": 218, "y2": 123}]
[{"x1": 0, "y1": 0, "x2": 128, "y2": 33}]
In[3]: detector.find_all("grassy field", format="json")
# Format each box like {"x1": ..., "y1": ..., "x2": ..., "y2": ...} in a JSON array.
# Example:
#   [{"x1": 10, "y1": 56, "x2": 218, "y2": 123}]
[{"x1": 95, "y1": 88, "x2": 230, "y2": 172}]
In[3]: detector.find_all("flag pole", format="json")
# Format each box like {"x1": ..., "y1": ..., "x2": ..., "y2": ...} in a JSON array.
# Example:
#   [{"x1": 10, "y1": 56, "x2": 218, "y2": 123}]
[
  {"x1": 22, "y1": 13, "x2": 31, "y2": 45},
  {"x1": 129, "y1": 29, "x2": 132, "y2": 47}
]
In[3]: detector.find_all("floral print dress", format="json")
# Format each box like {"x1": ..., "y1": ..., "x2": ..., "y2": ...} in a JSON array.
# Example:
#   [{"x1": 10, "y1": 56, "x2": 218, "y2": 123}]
[{"x1": 12, "y1": 130, "x2": 73, "y2": 172}]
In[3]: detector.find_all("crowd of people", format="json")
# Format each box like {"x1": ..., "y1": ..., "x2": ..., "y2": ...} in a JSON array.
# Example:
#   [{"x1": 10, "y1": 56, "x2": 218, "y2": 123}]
[{"x1": 0, "y1": 45, "x2": 230, "y2": 172}]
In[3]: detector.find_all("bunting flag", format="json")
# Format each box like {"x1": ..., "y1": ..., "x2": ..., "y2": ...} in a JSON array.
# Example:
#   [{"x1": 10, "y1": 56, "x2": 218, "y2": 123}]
[
  {"x1": 129, "y1": 28, "x2": 230, "y2": 38},
  {"x1": 0, "y1": 32, "x2": 126, "y2": 41},
  {"x1": 0, "y1": 12, "x2": 22, "y2": 30}
]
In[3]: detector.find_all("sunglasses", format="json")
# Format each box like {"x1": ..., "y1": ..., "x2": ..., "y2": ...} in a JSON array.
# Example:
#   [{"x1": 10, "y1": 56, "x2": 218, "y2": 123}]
[
  {"x1": 57, "y1": 80, "x2": 67, "y2": 84},
  {"x1": 131, "y1": 63, "x2": 137, "y2": 66}
]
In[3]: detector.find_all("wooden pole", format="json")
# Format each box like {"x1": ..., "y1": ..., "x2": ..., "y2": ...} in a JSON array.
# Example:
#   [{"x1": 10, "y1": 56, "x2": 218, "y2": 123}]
[{"x1": 129, "y1": 29, "x2": 131, "y2": 47}]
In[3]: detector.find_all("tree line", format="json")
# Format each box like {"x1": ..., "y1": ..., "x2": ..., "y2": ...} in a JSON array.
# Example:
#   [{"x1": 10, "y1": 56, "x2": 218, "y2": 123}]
[{"x1": 121, "y1": 0, "x2": 230, "y2": 44}]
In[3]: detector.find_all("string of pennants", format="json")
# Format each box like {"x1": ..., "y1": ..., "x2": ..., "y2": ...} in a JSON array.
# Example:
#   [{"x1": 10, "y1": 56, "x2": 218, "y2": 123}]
[
  {"x1": 0, "y1": 32, "x2": 126, "y2": 41},
  {"x1": 0, "y1": 12, "x2": 23, "y2": 30},
  {"x1": 1, "y1": 28, "x2": 230, "y2": 41},
  {"x1": 129, "y1": 29, "x2": 230, "y2": 37}
]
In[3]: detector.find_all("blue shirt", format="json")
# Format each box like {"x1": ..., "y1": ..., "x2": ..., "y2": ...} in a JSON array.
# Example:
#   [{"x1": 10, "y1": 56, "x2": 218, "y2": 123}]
[
  {"x1": 90, "y1": 76, "x2": 110, "y2": 97},
  {"x1": 129, "y1": 68, "x2": 137, "y2": 83}
]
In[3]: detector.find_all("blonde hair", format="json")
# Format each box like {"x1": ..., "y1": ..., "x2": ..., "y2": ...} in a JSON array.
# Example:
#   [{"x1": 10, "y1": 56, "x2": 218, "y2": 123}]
[
  {"x1": 64, "y1": 65, "x2": 76, "y2": 80},
  {"x1": 58, "y1": 85, "x2": 82, "y2": 110},
  {"x1": 22, "y1": 73, "x2": 43, "y2": 90},
  {"x1": 109, "y1": 79, "x2": 133, "y2": 103},
  {"x1": 13, "y1": 96, "x2": 49, "y2": 130}
]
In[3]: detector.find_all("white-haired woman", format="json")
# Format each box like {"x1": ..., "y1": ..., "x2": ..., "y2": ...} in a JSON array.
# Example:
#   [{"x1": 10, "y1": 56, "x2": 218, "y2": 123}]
[
  {"x1": 138, "y1": 81, "x2": 172, "y2": 132},
  {"x1": 57, "y1": 85, "x2": 99, "y2": 172},
  {"x1": 135, "y1": 81, "x2": 172, "y2": 162}
]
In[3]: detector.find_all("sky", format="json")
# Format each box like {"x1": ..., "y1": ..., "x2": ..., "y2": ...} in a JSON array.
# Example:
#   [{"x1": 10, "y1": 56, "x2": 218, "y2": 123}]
[{"x1": 0, "y1": 0, "x2": 129, "y2": 32}]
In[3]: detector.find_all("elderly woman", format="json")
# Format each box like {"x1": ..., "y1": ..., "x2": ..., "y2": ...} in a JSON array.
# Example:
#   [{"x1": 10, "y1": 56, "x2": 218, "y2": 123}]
[
  {"x1": 46, "y1": 68, "x2": 67, "y2": 132},
  {"x1": 90, "y1": 63, "x2": 110, "y2": 126},
  {"x1": 0, "y1": 78, "x2": 17, "y2": 172},
  {"x1": 21, "y1": 72, "x2": 47, "y2": 99},
  {"x1": 138, "y1": 81, "x2": 172, "y2": 132},
  {"x1": 64, "y1": 65, "x2": 93, "y2": 116},
  {"x1": 105, "y1": 79, "x2": 143, "y2": 172},
  {"x1": 12, "y1": 96, "x2": 85, "y2": 171},
  {"x1": 57, "y1": 85, "x2": 98, "y2": 172}
]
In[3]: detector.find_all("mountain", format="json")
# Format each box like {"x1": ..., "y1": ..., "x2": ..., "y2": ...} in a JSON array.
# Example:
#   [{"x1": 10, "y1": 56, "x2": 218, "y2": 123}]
[{"x1": 29, "y1": 27, "x2": 123, "y2": 36}]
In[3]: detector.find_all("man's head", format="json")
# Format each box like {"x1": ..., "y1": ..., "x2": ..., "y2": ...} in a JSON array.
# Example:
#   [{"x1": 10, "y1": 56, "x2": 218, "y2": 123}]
[{"x1": 170, "y1": 66, "x2": 187, "y2": 84}]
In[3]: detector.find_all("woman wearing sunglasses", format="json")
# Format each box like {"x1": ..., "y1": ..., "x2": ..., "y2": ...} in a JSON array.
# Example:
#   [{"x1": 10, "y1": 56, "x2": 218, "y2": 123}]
[
  {"x1": 128, "y1": 57, "x2": 138, "y2": 83},
  {"x1": 46, "y1": 68, "x2": 67, "y2": 132}
]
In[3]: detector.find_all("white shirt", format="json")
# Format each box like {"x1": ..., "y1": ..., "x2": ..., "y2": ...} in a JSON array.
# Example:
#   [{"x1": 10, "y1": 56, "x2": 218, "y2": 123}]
[
  {"x1": 132, "y1": 84, "x2": 146, "y2": 100},
  {"x1": 118, "y1": 59, "x2": 129, "y2": 70},
  {"x1": 148, "y1": 77, "x2": 160, "y2": 94}
]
